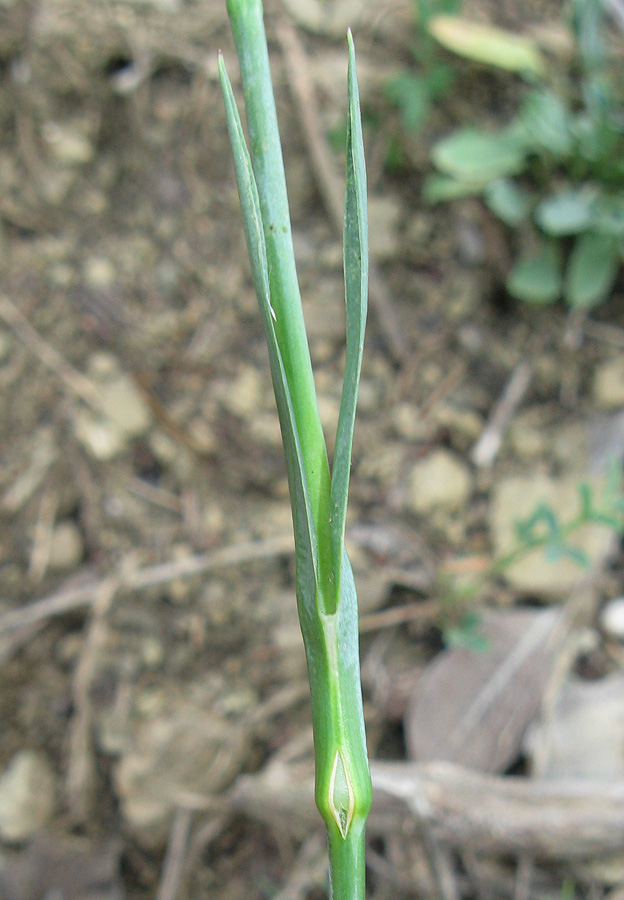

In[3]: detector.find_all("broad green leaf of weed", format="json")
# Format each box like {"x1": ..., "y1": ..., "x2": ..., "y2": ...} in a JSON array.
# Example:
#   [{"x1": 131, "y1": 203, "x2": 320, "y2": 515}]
[
  {"x1": 432, "y1": 127, "x2": 528, "y2": 182},
  {"x1": 428, "y1": 15, "x2": 546, "y2": 76},
  {"x1": 484, "y1": 178, "x2": 531, "y2": 226},
  {"x1": 423, "y1": 174, "x2": 484, "y2": 203},
  {"x1": 535, "y1": 188, "x2": 597, "y2": 236},
  {"x1": 519, "y1": 90, "x2": 575, "y2": 157},
  {"x1": 565, "y1": 232, "x2": 620, "y2": 308},
  {"x1": 506, "y1": 243, "x2": 562, "y2": 304},
  {"x1": 592, "y1": 195, "x2": 624, "y2": 238}
]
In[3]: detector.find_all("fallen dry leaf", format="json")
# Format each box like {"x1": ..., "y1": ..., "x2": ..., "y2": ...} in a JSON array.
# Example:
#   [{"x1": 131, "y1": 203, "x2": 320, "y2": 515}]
[{"x1": 404, "y1": 607, "x2": 562, "y2": 773}]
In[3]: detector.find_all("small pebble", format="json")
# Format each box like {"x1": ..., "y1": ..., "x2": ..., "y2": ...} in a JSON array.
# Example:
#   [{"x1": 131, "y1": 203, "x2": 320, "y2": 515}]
[
  {"x1": 407, "y1": 449, "x2": 472, "y2": 515},
  {"x1": 593, "y1": 356, "x2": 624, "y2": 409},
  {"x1": 73, "y1": 411, "x2": 125, "y2": 460},
  {"x1": 0, "y1": 751, "x2": 56, "y2": 843},
  {"x1": 600, "y1": 597, "x2": 624, "y2": 641},
  {"x1": 99, "y1": 375, "x2": 152, "y2": 438},
  {"x1": 49, "y1": 520, "x2": 84, "y2": 571}
]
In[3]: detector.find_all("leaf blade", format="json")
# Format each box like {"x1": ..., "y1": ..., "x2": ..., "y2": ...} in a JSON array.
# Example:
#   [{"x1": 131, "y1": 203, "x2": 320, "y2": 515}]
[
  {"x1": 219, "y1": 54, "x2": 320, "y2": 610},
  {"x1": 330, "y1": 31, "x2": 368, "y2": 602},
  {"x1": 565, "y1": 232, "x2": 620, "y2": 309}
]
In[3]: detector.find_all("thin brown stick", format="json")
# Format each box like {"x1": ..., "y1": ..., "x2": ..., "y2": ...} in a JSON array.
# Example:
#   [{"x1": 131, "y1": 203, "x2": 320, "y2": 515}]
[
  {"x1": 276, "y1": 20, "x2": 408, "y2": 364},
  {"x1": 28, "y1": 489, "x2": 58, "y2": 582},
  {"x1": 359, "y1": 597, "x2": 438, "y2": 632},
  {"x1": 66, "y1": 576, "x2": 119, "y2": 823},
  {"x1": 155, "y1": 808, "x2": 194, "y2": 900},
  {"x1": 229, "y1": 756, "x2": 624, "y2": 862},
  {"x1": 0, "y1": 535, "x2": 294, "y2": 636},
  {"x1": 272, "y1": 832, "x2": 328, "y2": 900},
  {"x1": 0, "y1": 295, "x2": 104, "y2": 412},
  {"x1": 471, "y1": 360, "x2": 533, "y2": 468}
]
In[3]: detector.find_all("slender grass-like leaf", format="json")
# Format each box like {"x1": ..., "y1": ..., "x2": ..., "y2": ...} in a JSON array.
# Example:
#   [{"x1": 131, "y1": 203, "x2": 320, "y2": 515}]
[
  {"x1": 330, "y1": 30, "x2": 368, "y2": 602},
  {"x1": 225, "y1": 0, "x2": 332, "y2": 589},
  {"x1": 218, "y1": 55, "x2": 319, "y2": 611}
]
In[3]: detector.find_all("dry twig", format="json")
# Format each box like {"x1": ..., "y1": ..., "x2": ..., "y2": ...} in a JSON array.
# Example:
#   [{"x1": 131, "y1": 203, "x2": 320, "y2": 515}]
[
  {"x1": 66, "y1": 575, "x2": 119, "y2": 823},
  {"x1": 0, "y1": 535, "x2": 295, "y2": 638},
  {"x1": 155, "y1": 808, "x2": 194, "y2": 900},
  {"x1": 471, "y1": 360, "x2": 533, "y2": 468}
]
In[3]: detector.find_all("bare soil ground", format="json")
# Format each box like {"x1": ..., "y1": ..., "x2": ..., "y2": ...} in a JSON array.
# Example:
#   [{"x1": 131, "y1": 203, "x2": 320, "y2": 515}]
[{"x1": 1, "y1": 1, "x2": 624, "y2": 899}]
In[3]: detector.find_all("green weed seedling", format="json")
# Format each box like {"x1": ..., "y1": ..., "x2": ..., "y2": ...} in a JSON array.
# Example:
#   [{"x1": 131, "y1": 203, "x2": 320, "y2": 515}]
[
  {"x1": 219, "y1": 1, "x2": 371, "y2": 897},
  {"x1": 424, "y1": 0, "x2": 624, "y2": 309},
  {"x1": 443, "y1": 464, "x2": 624, "y2": 648},
  {"x1": 385, "y1": 0, "x2": 459, "y2": 137}
]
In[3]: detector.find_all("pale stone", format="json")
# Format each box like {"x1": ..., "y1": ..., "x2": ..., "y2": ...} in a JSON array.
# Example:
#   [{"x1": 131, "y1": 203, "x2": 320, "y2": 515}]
[
  {"x1": 87, "y1": 351, "x2": 119, "y2": 380},
  {"x1": 490, "y1": 474, "x2": 616, "y2": 597},
  {"x1": 407, "y1": 449, "x2": 472, "y2": 515},
  {"x1": 99, "y1": 375, "x2": 151, "y2": 438},
  {"x1": 527, "y1": 672, "x2": 624, "y2": 779},
  {"x1": 221, "y1": 366, "x2": 263, "y2": 417},
  {"x1": 593, "y1": 356, "x2": 624, "y2": 409},
  {"x1": 42, "y1": 122, "x2": 94, "y2": 167},
  {"x1": 0, "y1": 752, "x2": 55, "y2": 843},
  {"x1": 392, "y1": 403, "x2": 430, "y2": 442},
  {"x1": 49, "y1": 520, "x2": 83, "y2": 570},
  {"x1": 73, "y1": 412, "x2": 125, "y2": 460},
  {"x1": 83, "y1": 258, "x2": 115, "y2": 290},
  {"x1": 600, "y1": 597, "x2": 624, "y2": 641},
  {"x1": 114, "y1": 706, "x2": 247, "y2": 847}
]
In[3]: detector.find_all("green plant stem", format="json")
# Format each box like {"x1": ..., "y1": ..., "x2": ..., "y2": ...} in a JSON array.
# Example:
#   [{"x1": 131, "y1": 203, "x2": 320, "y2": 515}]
[
  {"x1": 221, "y1": 4, "x2": 371, "y2": 898},
  {"x1": 226, "y1": 0, "x2": 333, "y2": 586}
]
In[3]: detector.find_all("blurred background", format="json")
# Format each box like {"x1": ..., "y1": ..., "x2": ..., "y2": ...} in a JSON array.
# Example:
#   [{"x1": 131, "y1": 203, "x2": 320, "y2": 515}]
[{"x1": 1, "y1": 0, "x2": 624, "y2": 898}]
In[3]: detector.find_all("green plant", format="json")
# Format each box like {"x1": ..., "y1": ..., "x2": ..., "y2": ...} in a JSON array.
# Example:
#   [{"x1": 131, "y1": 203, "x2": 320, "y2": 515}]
[
  {"x1": 442, "y1": 464, "x2": 624, "y2": 648},
  {"x1": 219, "y1": 2, "x2": 371, "y2": 897},
  {"x1": 385, "y1": 0, "x2": 460, "y2": 135},
  {"x1": 424, "y1": 0, "x2": 624, "y2": 309}
]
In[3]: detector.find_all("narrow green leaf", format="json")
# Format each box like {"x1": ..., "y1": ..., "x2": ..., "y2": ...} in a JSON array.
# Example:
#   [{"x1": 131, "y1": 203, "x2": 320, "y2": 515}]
[
  {"x1": 565, "y1": 232, "x2": 619, "y2": 308},
  {"x1": 506, "y1": 244, "x2": 562, "y2": 304},
  {"x1": 219, "y1": 55, "x2": 319, "y2": 611},
  {"x1": 385, "y1": 72, "x2": 430, "y2": 132},
  {"x1": 226, "y1": 0, "x2": 332, "y2": 591},
  {"x1": 428, "y1": 15, "x2": 546, "y2": 76},
  {"x1": 484, "y1": 178, "x2": 531, "y2": 226},
  {"x1": 432, "y1": 128, "x2": 528, "y2": 182},
  {"x1": 535, "y1": 188, "x2": 596, "y2": 236},
  {"x1": 330, "y1": 30, "x2": 368, "y2": 602}
]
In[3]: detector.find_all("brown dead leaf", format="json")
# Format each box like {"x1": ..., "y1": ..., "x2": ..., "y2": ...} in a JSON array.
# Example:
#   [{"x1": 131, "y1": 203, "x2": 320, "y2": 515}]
[{"x1": 404, "y1": 607, "x2": 562, "y2": 773}]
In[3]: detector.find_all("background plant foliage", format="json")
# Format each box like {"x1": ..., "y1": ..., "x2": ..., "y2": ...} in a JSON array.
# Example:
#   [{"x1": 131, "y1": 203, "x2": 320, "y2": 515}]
[{"x1": 414, "y1": 0, "x2": 624, "y2": 309}]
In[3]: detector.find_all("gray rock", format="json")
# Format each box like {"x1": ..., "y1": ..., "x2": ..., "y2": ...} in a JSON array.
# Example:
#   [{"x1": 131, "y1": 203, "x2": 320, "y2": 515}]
[
  {"x1": 600, "y1": 597, "x2": 624, "y2": 641},
  {"x1": 114, "y1": 705, "x2": 248, "y2": 847},
  {"x1": 489, "y1": 474, "x2": 616, "y2": 597},
  {"x1": 527, "y1": 672, "x2": 624, "y2": 779},
  {"x1": 407, "y1": 449, "x2": 472, "y2": 515},
  {"x1": 593, "y1": 356, "x2": 624, "y2": 409},
  {"x1": 98, "y1": 375, "x2": 151, "y2": 438},
  {"x1": 0, "y1": 752, "x2": 56, "y2": 843},
  {"x1": 49, "y1": 520, "x2": 83, "y2": 571},
  {"x1": 72, "y1": 412, "x2": 126, "y2": 461}
]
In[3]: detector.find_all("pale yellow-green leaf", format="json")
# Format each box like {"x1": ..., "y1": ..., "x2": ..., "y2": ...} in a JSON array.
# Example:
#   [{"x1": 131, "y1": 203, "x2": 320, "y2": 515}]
[{"x1": 429, "y1": 15, "x2": 546, "y2": 77}]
